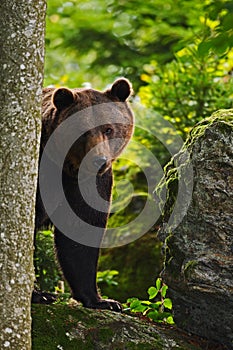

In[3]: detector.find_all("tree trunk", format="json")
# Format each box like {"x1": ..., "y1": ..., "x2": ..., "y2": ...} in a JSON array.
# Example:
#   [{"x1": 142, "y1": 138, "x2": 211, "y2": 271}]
[{"x1": 0, "y1": 1, "x2": 46, "y2": 349}]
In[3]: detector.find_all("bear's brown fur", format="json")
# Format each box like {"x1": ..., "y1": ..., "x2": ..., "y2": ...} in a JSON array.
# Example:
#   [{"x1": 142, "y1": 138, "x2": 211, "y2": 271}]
[{"x1": 35, "y1": 78, "x2": 134, "y2": 311}]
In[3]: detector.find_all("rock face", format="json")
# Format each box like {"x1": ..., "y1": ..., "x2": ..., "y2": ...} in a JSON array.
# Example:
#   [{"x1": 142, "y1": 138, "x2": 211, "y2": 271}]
[{"x1": 156, "y1": 110, "x2": 233, "y2": 348}]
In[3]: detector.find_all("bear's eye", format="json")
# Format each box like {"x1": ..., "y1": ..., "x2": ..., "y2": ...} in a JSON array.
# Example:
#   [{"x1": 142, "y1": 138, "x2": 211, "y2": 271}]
[{"x1": 104, "y1": 128, "x2": 113, "y2": 136}]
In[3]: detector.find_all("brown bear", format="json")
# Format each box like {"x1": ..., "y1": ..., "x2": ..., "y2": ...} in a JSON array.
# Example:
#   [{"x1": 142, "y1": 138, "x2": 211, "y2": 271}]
[{"x1": 35, "y1": 78, "x2": 134, "y2": 311}]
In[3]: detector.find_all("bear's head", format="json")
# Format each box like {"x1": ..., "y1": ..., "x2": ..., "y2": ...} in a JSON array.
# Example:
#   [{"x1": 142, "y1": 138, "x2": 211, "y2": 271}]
[{"x1": 44, "y1": 78, "x2": 134, "y2": 177}]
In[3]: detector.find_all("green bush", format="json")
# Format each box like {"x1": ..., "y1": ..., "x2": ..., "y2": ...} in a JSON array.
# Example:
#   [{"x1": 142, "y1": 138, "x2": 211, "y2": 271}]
[
  {"x1": 34, "y1": 230, "x2": 120, "y2": 295},
  {"x1": 34, "y1": 230, "x2": 62, "y2": 292},
  {"x1": 139, "y1": 46, "x2": 233, "y2": 138}
]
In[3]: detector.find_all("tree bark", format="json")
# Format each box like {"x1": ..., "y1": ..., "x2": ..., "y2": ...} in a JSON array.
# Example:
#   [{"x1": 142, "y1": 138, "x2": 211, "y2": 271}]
[{"x1": 0, "y1": 1, "x2": 46, "y2": 349}]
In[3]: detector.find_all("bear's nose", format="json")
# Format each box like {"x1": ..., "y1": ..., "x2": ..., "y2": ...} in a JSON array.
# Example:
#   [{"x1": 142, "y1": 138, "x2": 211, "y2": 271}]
[{"x1": 93, "y1": 156, "x2": 107, "y2": 169}]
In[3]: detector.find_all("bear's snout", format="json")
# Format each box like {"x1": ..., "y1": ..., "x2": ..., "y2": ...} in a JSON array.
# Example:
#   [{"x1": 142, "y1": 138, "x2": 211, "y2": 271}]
[
  {"x1": 93, "y1": 155, "x2": 107, "y2": 169},
  {"x1": 92, "y1": 155, "x2": 111, "y2": 175}
]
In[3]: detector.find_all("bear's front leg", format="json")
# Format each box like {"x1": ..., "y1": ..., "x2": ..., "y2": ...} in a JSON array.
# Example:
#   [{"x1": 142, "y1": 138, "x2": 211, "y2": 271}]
[{"x1": 54, "y1": 230, "x2": 122, "y2": 312}]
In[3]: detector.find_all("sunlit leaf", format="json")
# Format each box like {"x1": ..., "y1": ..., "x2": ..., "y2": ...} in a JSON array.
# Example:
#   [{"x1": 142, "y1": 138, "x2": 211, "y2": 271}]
[
  {"x1": 164, "y1": 298, "x2": 173, "y2": 310},
  {"x1": 166, "y1": 316, "x2": 175, "y2": 324},
  {"x1": 148, "y1": 286, "x2": 159, "y2": 299},
  {"x1": 156, "y1": 278, "x2": 161, "y2": 291},
  {"x1": 130, "y1": 300, "x2": 148, "y2": 313},
  {"x1": 161, "y1": 285, "x2": 168, "y2": 298}
]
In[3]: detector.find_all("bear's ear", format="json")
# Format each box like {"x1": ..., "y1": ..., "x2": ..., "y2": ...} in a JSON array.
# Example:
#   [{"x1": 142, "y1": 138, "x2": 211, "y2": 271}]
[
  {"x1": 110, "y1": 78, "x2": 133, "y2": 101},
  {"x1": 52, "y1": 88, "x2": 75, "y2": 111}
]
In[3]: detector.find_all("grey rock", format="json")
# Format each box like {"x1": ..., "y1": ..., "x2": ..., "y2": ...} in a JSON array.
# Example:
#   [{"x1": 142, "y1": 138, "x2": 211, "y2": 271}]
[{"x1": 155, "y1": 109, "x2": 233, "y2": 348}]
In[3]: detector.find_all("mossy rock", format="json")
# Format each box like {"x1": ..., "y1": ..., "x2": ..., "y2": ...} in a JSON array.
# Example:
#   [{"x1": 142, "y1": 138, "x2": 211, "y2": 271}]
[
  {"x1": 154, "y1": 109, "x2": 233, "y2": 348},
  {"x1": 155, "y1": 109, "x2": 233, "y2": 227},
  {"x1": 32, "y1": 304, "x2": 223, "y2": 350}
]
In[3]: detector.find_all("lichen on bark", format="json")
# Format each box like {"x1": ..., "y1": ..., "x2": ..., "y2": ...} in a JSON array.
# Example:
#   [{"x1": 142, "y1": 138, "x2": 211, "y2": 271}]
[{"x1": 0, "y1": 1, "x2": 46, "y2": 349}]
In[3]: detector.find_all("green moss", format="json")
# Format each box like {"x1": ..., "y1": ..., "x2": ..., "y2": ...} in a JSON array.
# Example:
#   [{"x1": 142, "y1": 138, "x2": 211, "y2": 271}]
[
  {"x1": 32, "y1": 304, "x2": 98, "y2": 350},
  {"x1": 32, "y1": 304, "x2": 206, "y2": 349},
  {"x1": 126, "y1": 342, "x2": 164, "y2": 350},
  {"x1": 32, "y1": 304, "x2": 161, "y2": 350},
  {"x1": 32, "y1": 303, "x2": 164, "y2": 350},
  {"x1": 154, "y1": 110, "x2": 233, "y2": 290},
  {"x1": 183, "y1": 260, "x2": 198, "y2": 279},
  {"x1": 155, "y1": 109, "x2": 233, "y2": 224},
  {"x1": 155, "y1": 109, "x2": 233, "y2": 221},
  {"x1": 185, "y1": 109, "x2": 233, "y2": 148}
]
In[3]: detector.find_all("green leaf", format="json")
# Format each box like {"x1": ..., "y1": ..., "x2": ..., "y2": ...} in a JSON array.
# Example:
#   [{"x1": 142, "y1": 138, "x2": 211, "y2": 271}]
[
  {"x1": 197, "y1": 41, "x2": 212, "y2": 57},
  {"x1": 158, "y1": 311, "x2": 172, "y2": 320},
  {"x1": 147, "y1": 310, "x2": 159, "y2": 321},
  {"x1": 156, "y1": 278, "x2": 161, "y2": 290},
  {"x1": 130, "y1": 300, "x2": 147, "y2": 313},
  {"x1": 161, "y1": 285, "x2": 168, "y2": 298},
  {"x1": 141, "y1": 300, "x2": 152, "y2": 306},
  {"x1": 222, "y1": 13, "x2": 233, "y2": 31},
  {"x1": 166, "y1": 316, "x2": 175, "y2": 325},
  {"x1": 164, "y1": 298, "x2": 173, "y2": 310},
  {"x1": 126, "y1": 297, "x2": 138, "y2": 303},
  {"x1": 211, "y1": 33, "x2": 230, "y2": 55},
  {"x1": 148, "y1": 286, "x2": 159, "y2": 299},
  {"x1": 97, "y1": 270, "x2": 119, "y2": 286},
  {"x1": 150, "y1": 302, "x2": 161, "y2": 310},
  {"x1": 39, "y1": 230, "x2": 53, "y2": 237}
]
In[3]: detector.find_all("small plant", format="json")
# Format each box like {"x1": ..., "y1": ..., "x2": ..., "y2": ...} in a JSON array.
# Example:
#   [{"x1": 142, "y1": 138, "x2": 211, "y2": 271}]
[
  {"x1": 54, "y1": 293, "x2": 71, "y2": 305},
  {"x1": 124, "y1": 278, "x2": 174, "y2": 325},
  {"x1": 97, "y1": 270, "x2": 119, "y2": 286}
]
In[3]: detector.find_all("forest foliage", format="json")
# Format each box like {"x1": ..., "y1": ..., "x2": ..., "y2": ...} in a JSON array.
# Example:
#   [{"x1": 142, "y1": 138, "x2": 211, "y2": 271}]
[
  {"x1": 45, "y1": 0, "x2": 233, "y2": 90},
  {"x1": 36, "y1": 0, "x2": 233, "y2": 296},
  {"x1": 45, "y1": 0, "x2": 233, "y2": 162}
]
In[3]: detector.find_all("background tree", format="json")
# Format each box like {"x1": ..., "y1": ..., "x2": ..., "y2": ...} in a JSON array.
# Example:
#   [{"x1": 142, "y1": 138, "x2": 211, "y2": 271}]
[{"x1": 0, "y1": 1, "x2": 46, "y2": 349}]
